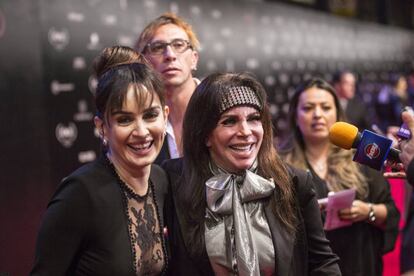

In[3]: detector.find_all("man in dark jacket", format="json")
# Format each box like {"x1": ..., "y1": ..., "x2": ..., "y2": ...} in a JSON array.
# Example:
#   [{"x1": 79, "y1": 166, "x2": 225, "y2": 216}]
[{"x1": 332, "y1": 70, "x2": 371, "y2": 131}]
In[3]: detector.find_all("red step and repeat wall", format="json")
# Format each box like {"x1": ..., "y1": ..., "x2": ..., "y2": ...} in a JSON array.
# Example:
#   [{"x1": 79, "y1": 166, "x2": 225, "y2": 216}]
[{"x1": 1, "y1": 0, "x2": 413, "y2": 275}]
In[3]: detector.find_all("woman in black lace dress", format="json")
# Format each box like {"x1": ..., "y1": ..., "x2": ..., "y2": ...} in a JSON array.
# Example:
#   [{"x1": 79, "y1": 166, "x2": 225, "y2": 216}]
[{"x1": 31, "y1": 46, "x2": 170, "y2": 275}]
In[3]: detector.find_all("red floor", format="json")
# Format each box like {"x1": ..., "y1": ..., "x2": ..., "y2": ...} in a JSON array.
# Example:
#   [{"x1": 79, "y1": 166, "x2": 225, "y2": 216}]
[{"x1": 383, "y1": 178, "x2": 406, "y2": 276}]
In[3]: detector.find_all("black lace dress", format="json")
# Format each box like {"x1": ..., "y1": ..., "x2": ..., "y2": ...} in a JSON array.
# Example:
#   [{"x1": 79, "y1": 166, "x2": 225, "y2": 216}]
[
  {"x1": 111, "y1": 161, "x2": 167, "y2": 276},
  {"x1": 31, "y1": 156, "x2": 168, "y2": 276}
]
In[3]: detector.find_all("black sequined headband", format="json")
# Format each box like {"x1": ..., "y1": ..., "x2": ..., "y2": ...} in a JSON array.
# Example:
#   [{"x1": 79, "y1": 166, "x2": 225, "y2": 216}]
[{"x1": 219, "y1": 86, "x2": 262, "y2": 114}]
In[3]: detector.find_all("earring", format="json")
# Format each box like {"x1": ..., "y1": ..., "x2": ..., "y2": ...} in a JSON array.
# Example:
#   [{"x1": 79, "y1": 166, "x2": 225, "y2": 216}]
[
  {"x1": 163, "y1": 130, "x2": 167, "y2": 137},
  {"x1": 102, "y1": 138, "x2": 108, "y2": 147}
]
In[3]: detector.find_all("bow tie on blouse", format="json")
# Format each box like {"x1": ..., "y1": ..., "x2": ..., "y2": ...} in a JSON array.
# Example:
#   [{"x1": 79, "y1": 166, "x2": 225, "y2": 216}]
[{"x1": 205, "y1": 164, "x2": 275, "y2": 276}]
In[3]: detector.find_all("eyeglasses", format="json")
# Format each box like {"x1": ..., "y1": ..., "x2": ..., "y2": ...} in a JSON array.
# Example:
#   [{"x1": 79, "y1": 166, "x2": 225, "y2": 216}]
[{"x1": 145, "y1": 39, "x2": 192, "y2": 56}]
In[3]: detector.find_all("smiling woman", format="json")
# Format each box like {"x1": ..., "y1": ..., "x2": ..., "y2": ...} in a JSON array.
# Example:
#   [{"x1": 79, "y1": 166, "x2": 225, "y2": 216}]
[
  {"x1": 95, "y1": 84, "x2": 168, "y2": 186},
  {"x1": 162, "y1": 72, "x2": 341, "y2": 275},
  {"x1": 31, "y1": 46, "x2": 170, "y2": 276},
  {"x1": 206, "y1": 105, "x2": 264, "y2": 173},
  {"x1": 280, "y1": 78, "x2": 400, "y2": 276}
]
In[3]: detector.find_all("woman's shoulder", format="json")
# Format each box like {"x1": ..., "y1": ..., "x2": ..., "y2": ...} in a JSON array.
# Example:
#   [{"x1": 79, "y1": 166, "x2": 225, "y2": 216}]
[
  {"x1": 285, "y1": 164, "x2": 311, "y2": 188},
  {"x1": 63, "y1": 157, "x2": 113, "y2": 185},
  {"x1": 284, "y1": 163, "x2": 315, "y2": 200},
  {"x1": 285, "y1": 163, "x2": 309, "y2": 179},
  {"x1": 54, "y1": 157, "x2": 118, "y2": 200}
]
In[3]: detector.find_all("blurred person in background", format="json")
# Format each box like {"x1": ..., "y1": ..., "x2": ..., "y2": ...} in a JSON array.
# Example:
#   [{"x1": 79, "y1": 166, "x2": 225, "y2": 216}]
[
  {"x1": 375, "y1": 73, "x2": 412, "y2": 134},
  {"x1": 332, "y1": 70, "x2": 371, "y2": 131},
  {"x1": 31, "y1": 46, "x2": 170, "y2": 275},
  {"x1": 280, "y1": 78, "x2": 400, "y2": 276},
  {"x1": 136, "y1": 12, "x2": 200, "y2": 164},
  {"x1": 407, "y1": 69, "x2": 414, "y2": 99}
]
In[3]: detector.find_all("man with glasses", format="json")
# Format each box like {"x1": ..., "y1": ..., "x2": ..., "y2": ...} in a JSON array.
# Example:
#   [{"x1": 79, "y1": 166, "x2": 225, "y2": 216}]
[{"x1": 136, "y1": 12, "x2": 200, "y2": 164}]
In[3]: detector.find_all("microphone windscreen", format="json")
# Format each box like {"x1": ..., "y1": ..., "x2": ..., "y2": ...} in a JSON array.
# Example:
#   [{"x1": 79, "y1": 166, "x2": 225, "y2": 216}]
[{"x1": 329, "y1": 122, "x2": 359, "y2": 150}]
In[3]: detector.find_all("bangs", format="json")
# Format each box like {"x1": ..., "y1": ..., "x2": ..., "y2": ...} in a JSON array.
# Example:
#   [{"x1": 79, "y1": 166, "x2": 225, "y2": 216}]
[
  {"x1": 108, "y1": 83, "x2": 155, "y2": 116},
  {"x1": 125, "y1": 83, "x2": 155, "y2": 111},
  {"x1": 95, "y1": 62, "x2": 164, "y2": 125}
]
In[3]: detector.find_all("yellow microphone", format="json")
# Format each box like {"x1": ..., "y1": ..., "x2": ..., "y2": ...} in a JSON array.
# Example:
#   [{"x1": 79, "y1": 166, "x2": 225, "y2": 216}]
[
  {"x1": 329, "y1": 122, "x2": 401, "y2": 170},
  {"x1": 329, "y1": 122, "x2": 360, "y2": 150}
]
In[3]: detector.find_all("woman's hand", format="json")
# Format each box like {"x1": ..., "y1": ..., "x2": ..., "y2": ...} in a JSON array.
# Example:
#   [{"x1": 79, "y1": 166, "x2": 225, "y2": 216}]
[
  {"x1": 317, "y1": 198, "x2": 328, "y2": 211},
  {"x1": 338, "y1": 200, "x2": 370, "y2": 222}
]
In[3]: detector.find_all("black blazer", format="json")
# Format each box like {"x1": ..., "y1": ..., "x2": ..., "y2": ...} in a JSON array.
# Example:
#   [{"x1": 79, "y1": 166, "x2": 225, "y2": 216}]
[
  {"x1": 162, "y1": 158, "x2": 341, "y2": 276},
  {"x1": 31, "y1": 156, "x2": 169, "y2": 276}
]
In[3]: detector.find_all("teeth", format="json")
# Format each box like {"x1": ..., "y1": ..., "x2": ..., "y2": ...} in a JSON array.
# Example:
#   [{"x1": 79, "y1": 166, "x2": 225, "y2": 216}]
[
  {"x1": 131, "y1": 141, "x2": 152, "y2": 150},
  {"x1": 231, "y1": 144, "x2": 252, "y2": 151}
]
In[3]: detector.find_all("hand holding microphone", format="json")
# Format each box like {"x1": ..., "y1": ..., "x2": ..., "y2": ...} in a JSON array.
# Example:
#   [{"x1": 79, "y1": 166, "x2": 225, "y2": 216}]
[
  {"x1": 382, "y1": 110, "x2": 414, "y2": 183},
  {"x1": 398, "y1": 111, "x2": 414, "y2": 166},
  {"x1": 329, "y1": 121, "x2": 401, "y2": 170}
]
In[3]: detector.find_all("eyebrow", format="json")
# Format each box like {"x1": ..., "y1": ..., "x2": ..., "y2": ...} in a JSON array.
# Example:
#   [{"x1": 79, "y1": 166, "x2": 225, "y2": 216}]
[
  {"x1": 302, "y1": 101, "x2": 332, "y2": 105},
  {"x1": 111, "y1": 110, "x2": 131, "y2": 116},
  {"x1": 144, "y1": 106, "x2": 162, "y2": 112},
  {"x1": 220, "y1": 110, "x2": 260, "y2": 118},
  {"x1": 150, "y1": 38, "x2": 187, "y2": 43},
  {"x1": 111, "y1": 105, "x2": 161, "y2": 115}
]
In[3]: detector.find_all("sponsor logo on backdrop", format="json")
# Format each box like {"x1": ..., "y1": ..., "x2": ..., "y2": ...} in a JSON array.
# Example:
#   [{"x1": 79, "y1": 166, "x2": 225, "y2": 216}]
[
  {"x1": 48, "y1": 27, "x2": 70, "y2": 51},
  {"x1": 50, "y1": 80, "x2": 75, "y2": 95},
  {"x1": 117, "y1": 34, "x2": 134, "y2": 46},
  {"x1": 0, "y1": 9, "x2": 6, "y2": 39},
  {"x1": 87, "y1": 32, "x2": 102, "y2": 50},
  {"x1": 73, "y1": 56, "x2": 87, "y2": 70},
  {"x1": 56, "y1": 122, "x2": 78, "y2": 148},
  {"x1": 88, "y1": 75, "x2": 98, "y2": 95},
  {"x1": 78, "y1": 150, "x2": 96, "y2": 163},
  {"x1": 102, "y1": 14, "x2": 117, "y2": 26},
  {"x1": 74, "y1": 100, "x2": 93, "y2": 122},
  {"x1": 67, "y1": 12, "x2": 85, "y2": 22}
]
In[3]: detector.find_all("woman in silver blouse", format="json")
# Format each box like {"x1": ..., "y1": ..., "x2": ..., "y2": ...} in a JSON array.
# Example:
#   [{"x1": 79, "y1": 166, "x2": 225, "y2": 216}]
[{"x1": 162, "y1": 72, "x2": 341, "y2": 276}]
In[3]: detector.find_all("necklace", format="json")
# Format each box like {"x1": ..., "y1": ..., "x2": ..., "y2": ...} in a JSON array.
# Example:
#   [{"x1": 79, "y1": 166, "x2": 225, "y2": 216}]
[
  {"x1": 305, "y1": 154, "x2": 328, "y2": 176},
  {"x1": 105, "y1": 155, "x2": 149, "y2": 199},
  {"x1": 312, "y1": 161, "x2": 327, "y2": 173}
]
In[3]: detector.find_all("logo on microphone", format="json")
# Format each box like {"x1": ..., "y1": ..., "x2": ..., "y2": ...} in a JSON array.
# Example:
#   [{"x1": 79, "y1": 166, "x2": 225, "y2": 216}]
[
  {"x1": 354, "y1": 130, "x2": 392, "y2": 170},
  {"x1": 364, "y1": 143, "x2": 380, "y2": 159}
]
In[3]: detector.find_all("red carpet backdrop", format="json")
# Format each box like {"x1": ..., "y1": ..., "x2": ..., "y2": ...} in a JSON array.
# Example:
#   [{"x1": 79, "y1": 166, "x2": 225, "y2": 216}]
[{"x1": 1, "y1": 0, "x2": 413, "y2": 275}]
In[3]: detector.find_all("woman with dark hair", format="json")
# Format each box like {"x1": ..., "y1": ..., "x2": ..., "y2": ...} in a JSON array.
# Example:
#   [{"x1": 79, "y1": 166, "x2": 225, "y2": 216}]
[
  {"x1": 163, "y1": 72, "x2": 341, "y2": 275},
  {"x1": 31, "y1": 46, "x2": 170, "y2": 275},
  {"x1": 280, "y1": 77, "x2": 400, "y2": 276}
]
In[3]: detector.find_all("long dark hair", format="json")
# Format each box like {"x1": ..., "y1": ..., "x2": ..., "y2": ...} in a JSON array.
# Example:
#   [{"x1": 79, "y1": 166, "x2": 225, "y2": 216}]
[
  {"x1": 179, "y1": 72, "x2": 297, "y2": 256},
  {"x1": 281, "y1": 78, "x2": 368, "y2": 199},
  {"x1": 288, "y1": 78, "x2": 344, "y2": 149}
]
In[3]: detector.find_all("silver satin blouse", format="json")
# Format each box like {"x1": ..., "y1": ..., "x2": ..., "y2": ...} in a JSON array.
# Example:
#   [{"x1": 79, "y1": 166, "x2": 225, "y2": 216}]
[{"x1": 204, "y1": 167, "x2": 276, "y2": 276}]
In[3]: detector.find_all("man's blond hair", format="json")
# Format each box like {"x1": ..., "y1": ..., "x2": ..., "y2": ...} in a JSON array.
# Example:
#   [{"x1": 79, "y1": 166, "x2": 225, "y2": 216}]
[{"x1": 136, "y1": 12, "x2": 200, "y2": 54}]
